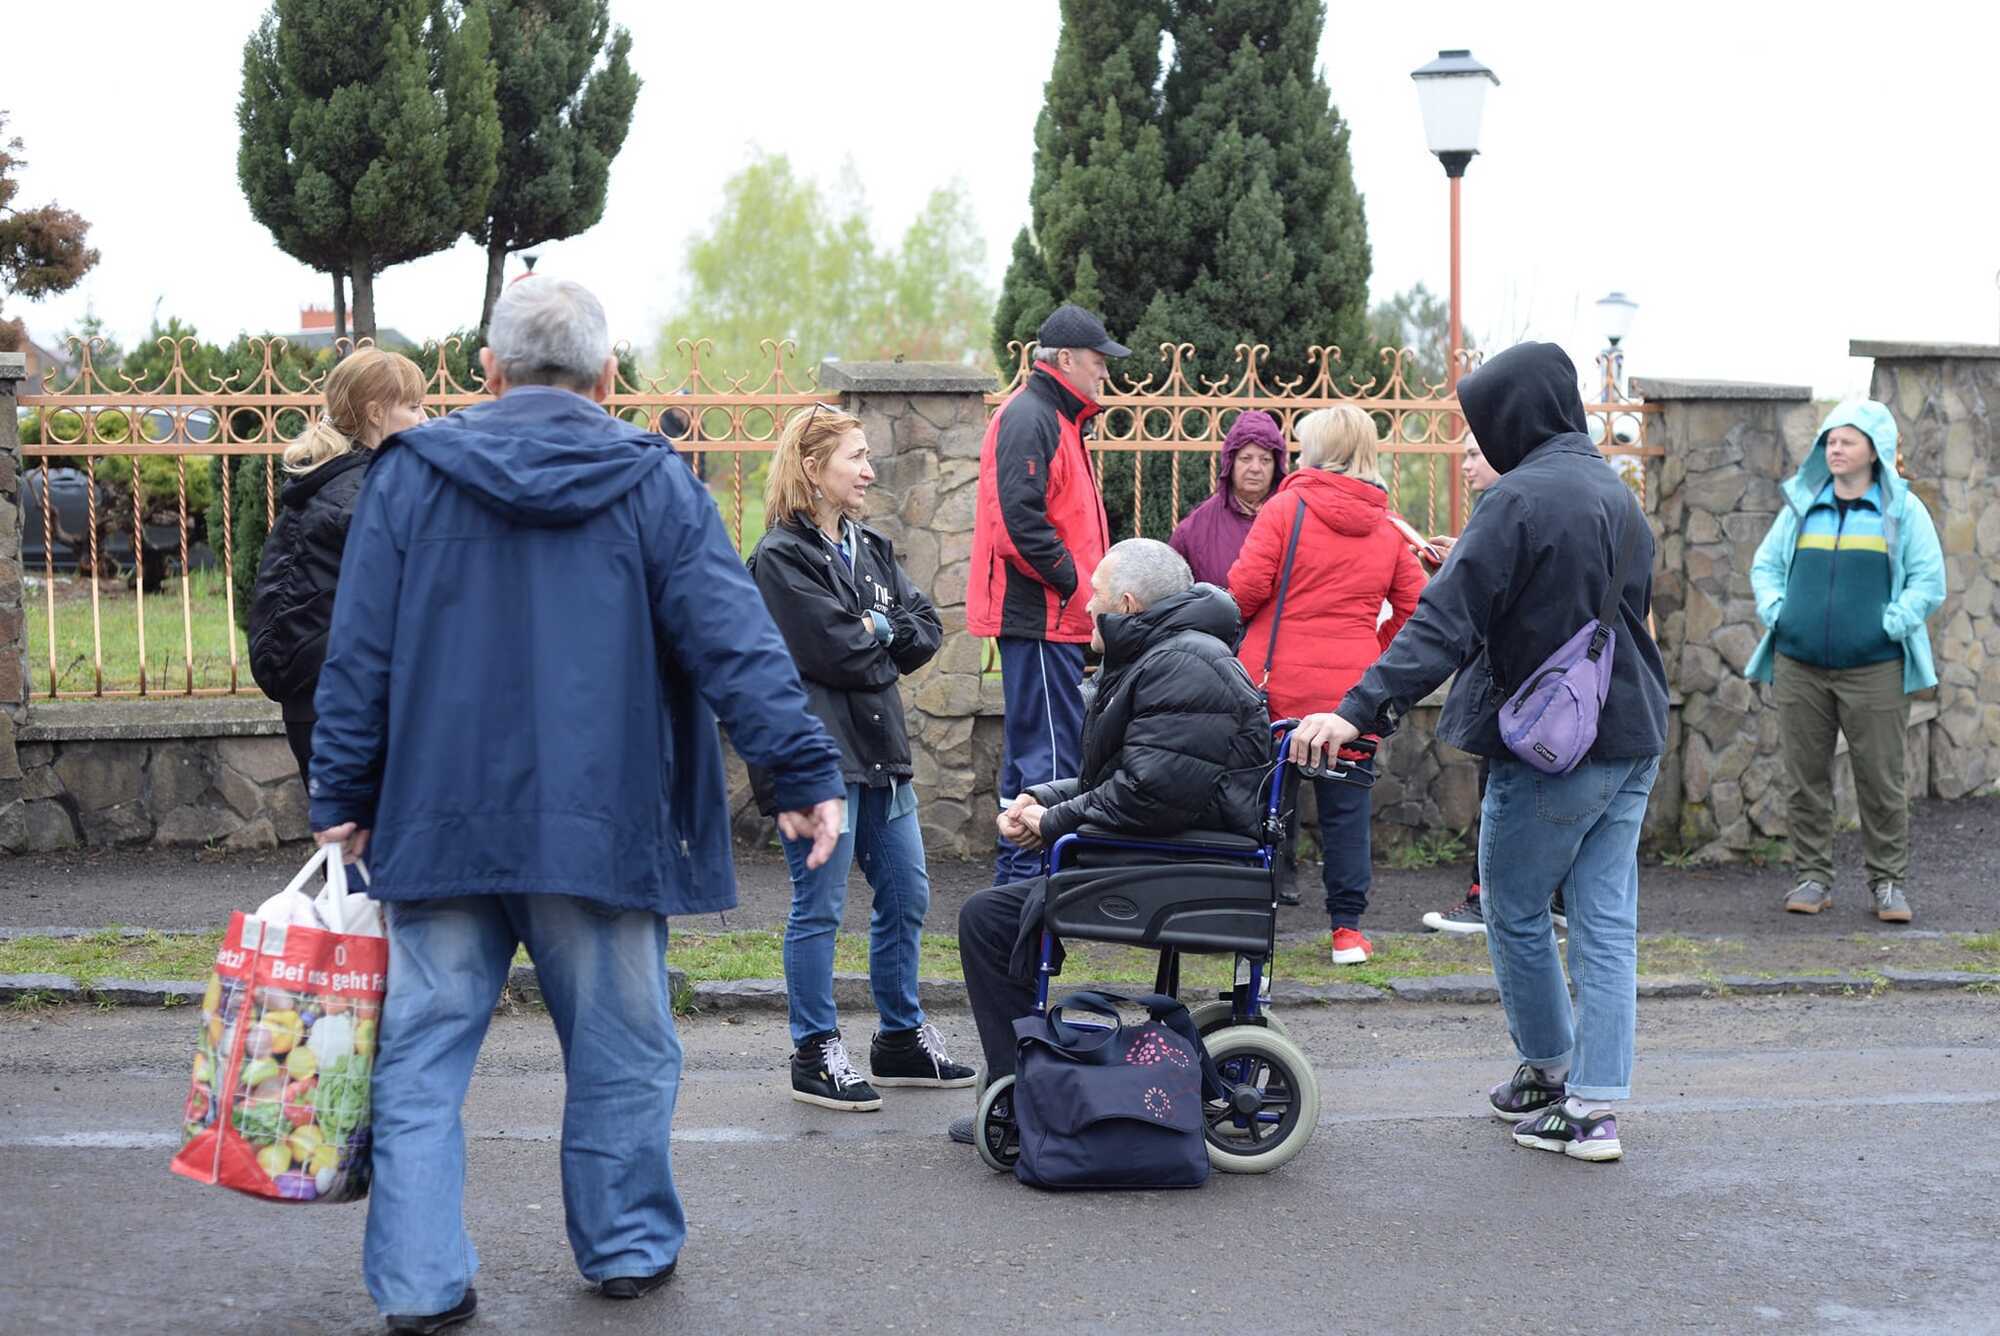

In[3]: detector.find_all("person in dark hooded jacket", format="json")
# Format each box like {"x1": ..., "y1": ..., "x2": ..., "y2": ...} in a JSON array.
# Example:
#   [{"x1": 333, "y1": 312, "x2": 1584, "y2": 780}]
[
  {"x1": 1167, "y1": 409, "x2": 1287, "y2": 585},
  {"x1": 1289, "y1": 341, "x2": 1668, "y2": 1165},
  {"x1": 247, "y1": 347, "x2": 426, "y2": 787},
  {"x1": 946, "y1": 539, "x2": 1271, "y2": 1146},
  {"x1": 308, "y1": 277, "x2": 846, "y2": 1325}
]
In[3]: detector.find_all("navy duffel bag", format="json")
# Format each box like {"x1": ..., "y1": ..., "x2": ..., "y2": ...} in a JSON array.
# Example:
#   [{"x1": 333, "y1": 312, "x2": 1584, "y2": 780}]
[{"x1": 1011, "y1": 990, "x2": 1226, "y2": 1190}]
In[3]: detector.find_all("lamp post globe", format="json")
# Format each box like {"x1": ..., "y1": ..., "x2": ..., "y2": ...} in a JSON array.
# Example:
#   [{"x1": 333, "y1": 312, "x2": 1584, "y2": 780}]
[
  {"x1": 1413, "y1": 49, "x2": 1497, "y2": 534},
  {"x1": 1597, "y1": 291, "x2": 1640, "y2": 348}
]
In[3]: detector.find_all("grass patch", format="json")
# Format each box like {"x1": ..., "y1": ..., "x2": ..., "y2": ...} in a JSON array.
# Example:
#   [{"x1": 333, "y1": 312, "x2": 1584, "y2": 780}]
[
  {"x1": 1384, "y1": 830, "x2": 1471, "y2": 872},
  {"x1": 0, "y1": 928, "x2": 227, "y2": 987},
  {"x1": 23, "y1": 566, "x2": 247, "y2": 694},
  {"x1": 1658, "y1": 847, "x2": 1702, "y2": 869}
]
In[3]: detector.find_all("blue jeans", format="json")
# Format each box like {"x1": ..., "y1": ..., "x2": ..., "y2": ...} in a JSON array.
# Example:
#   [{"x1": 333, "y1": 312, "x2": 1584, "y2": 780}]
[
  {"x1": 365, "y1": 895, "x2": 684, "y2": 1316},
  {"x1": 781, "y1": 782, "x2": 931, "y2": 1047},
  {"x1": 1315, "y1": 763, "x2": 1374, "y2": 931},
  {"x1": 993, "y1": 637, "x2": 1086, "y2": 884},
  {"x1": 1478, "y1": 754, "x2": 1661, "y2": 1102}
]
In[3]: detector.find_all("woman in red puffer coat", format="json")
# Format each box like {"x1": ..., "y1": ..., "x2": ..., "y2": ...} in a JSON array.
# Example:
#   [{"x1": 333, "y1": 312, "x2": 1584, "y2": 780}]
[{"x1": 1229, "y1": 406, "x2": 1427, "y2": 965}]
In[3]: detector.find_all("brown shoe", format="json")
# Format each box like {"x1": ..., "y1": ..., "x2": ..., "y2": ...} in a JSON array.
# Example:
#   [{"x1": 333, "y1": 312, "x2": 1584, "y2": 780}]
[
  {"x1": 1784, "y1": 880, "x2": 1832, "y2": 914},
  {"x1": 1871, "y1": 882, "x2": 1913, "y2": 923}
]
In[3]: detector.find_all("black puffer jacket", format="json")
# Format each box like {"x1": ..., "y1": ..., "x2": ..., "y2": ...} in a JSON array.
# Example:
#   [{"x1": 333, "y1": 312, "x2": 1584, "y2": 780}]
[
  {"x1": 746, "y1": 517, "x2": 943, "y2": 809},
  {"x1": 248, "y1": 449, "x2": 373, "y2": 722},
  {"x1": 1335, "y1": 341, "x2": 1669, "y2": 760},
  {"x1": 1027, "y1": 584, "x2": 1270, "y2": 843}
]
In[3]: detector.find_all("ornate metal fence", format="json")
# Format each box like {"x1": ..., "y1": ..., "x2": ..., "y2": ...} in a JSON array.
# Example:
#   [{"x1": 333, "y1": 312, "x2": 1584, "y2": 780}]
[
  {"x1": 17, "y1": 336, "x2": 809, "y2": 698},
  {"x1": 987, "y1": 341, "x2": 1662, "y2": 541}
]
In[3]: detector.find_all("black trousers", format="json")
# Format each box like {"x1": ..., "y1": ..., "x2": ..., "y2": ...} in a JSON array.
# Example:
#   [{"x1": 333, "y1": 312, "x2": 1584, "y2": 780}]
[
  {"x1": 284, "y1": 719, "x2": 315, "y2": 792},
  {"x1": 957, "y1": 878, "x2": 1041, "y2": 1081}
]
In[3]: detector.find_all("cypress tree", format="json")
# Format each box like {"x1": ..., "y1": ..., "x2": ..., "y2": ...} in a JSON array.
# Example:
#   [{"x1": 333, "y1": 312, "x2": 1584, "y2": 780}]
[
  {"x1": 472, "y1": 0, "x2": 640, "y2": 334},
  {"x1": 996, "y1": 0, "x2": 1372, "y2": 539},
  {"x1": 237, "y1": 0, "x2": 500, "y2": 341}
]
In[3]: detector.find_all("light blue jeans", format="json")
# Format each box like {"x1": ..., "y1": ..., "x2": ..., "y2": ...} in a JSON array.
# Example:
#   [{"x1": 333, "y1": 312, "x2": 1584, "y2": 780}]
[
  {"x1": 780, "y1": 782, "x2": 930, "y2": 1046},
  {"x1": 1479, "y1": 754, "x2": 1662, "y2": 1102},
  {"x1": 364, "y1": 895, "x2": 684, "y2": 1317}
]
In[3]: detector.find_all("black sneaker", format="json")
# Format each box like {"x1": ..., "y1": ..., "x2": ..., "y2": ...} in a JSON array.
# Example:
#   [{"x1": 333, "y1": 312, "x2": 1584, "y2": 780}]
[
  {"x1": 947, "y1": 1115, "x2": 975, "y2": 1146},
  {"x1": 1513, "y1": 1103, "x2": 1622, "y2": 1161},
  {"x1": 1489, "y1": 1062, "x2": 1566, "y2": 1121},
  {"x1": 386, "y1": 1288, "x2": 476, "y2": 1335},
  {"x1": 1423, "y1": 886, "x2": 1486, "y2": 935},
  {"x1": 1551, "y1": 885, "x2": 1568, "y2": 930},
  {"x1": 791, "y1": 1032, "x2": 883, "y2": 1111},
  {"x1": 600, "y1": 1261, "x2": 676, "y2": 1300},
  {"x1": 871, "y1": 1021, "x2": 977, "y2": 1088}
]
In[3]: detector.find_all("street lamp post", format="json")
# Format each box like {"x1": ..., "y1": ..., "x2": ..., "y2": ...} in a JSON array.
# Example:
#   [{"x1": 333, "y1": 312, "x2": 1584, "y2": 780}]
[{"x1": 1412, "y1": 49, "x2": 1498, "y2": 532}]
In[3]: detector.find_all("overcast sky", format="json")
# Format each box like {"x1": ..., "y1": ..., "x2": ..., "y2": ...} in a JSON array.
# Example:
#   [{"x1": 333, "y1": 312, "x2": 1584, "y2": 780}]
[{"x1": 9, "y1": 0, "x2": 1998, "y2": 398}]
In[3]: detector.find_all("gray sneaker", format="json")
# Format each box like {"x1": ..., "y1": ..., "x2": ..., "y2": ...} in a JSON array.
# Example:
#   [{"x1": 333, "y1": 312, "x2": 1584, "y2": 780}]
[
  {"x1": 1871, "y1": 881, "x2": 1913, "y2": 924},
  {"x1": 1784, "y1": 880, "x2": 1832, "y2": 914}
]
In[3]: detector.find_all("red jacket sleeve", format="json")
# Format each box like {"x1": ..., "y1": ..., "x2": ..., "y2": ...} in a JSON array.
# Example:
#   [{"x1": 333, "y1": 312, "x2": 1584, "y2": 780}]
[
  {"x1": 1227, "y1": 501, "x2": 1289, "y2": 623},
  {"x1": 1378, "y1": 539, "x2": 1427, "y2": 653}
]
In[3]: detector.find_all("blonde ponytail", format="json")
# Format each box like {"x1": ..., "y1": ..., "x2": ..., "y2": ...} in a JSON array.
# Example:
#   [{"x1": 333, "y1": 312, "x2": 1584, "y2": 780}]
[{"x1": 284, "y1": 348, "x2": 426, "y2": 475}]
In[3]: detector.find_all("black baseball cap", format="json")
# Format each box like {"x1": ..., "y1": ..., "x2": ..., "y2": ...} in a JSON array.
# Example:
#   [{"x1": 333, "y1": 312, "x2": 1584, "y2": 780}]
[{"x1": 1037, "y1": 304, "x2": 1131, "y2": 358}]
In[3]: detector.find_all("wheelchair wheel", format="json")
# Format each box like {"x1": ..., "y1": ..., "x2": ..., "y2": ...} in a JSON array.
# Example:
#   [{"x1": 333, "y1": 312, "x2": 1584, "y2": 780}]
[
  {"x1": 974, "y1": 1074, "x2": 1020, "y2": 1173},
  {"x1": 1186, "y1": 999, "x2": 1291, "y2": 1041},
  {"x1": 1201, "y1": 1026, "x2": 1319, "y2": 1174}
]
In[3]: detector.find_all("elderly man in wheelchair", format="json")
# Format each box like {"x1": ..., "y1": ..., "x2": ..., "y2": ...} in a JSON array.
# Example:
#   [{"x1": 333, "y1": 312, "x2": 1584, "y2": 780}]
[{"x1": 951, "y1": 538, "x2": 1367, "y2": 1173}]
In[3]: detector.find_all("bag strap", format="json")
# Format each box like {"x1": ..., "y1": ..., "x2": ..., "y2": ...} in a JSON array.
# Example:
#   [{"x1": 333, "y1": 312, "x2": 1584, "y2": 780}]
[
  {"x1": 1055, "y1": 989, "x2": 1231, "y2": 1102},
  {"x1": 1259, "y1": 498, "x2": 1309, "y2": 688},
  {"x1": 1589, "y1": 516, "x2": 1644, "y2": 662}
]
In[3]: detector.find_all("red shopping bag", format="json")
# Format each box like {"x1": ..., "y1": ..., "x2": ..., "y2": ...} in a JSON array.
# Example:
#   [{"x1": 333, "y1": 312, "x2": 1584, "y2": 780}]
[{"x1": 170, "y1": 845, "x2": 387, "y2": 1204}]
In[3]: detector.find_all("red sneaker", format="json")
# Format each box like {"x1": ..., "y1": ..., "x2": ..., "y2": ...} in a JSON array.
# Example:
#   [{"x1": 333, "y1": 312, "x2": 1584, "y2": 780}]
[{"x1": 1330, "y1": 927, "x2": 1373, "y2": 965}]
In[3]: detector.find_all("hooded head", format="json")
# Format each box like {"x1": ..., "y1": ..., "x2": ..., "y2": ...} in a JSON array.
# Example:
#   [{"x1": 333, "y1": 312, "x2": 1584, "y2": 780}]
[
  {"x1": 1220, "y1": 410, "x2": 1287, "y2": 510},
  {"x1": 1789, "y1": 400, "x2": 1901, "y2": 509},
  {"x1": 1455, "y1": 341, "x2": 1590, "y2": 475}
]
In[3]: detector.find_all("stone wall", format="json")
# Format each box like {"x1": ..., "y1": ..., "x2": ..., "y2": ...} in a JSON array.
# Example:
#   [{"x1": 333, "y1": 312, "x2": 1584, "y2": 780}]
[
  {"x1": 1859, "y1": 341, "x2": 2000, "y2": 799},
  {"x1": 2, "y1": 352, "x2": 27, "y2": 779},
  {"x1": 2, "y1": 701, "x2": 308, "y2": 854}
]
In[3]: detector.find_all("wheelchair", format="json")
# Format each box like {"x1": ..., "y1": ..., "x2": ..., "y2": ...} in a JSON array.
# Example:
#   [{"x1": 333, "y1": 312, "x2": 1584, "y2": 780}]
[{"x1": 974, "y1": 719, "x2": 1378, "y2": 1176}]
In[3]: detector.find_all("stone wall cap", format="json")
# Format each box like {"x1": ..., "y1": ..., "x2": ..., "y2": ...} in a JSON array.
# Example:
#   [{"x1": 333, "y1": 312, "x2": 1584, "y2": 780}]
[
  {"x1": 1633, "y1": 376, "x2": 1812, "y2": 402},
  {"x1": 0, "y1": 350, "x2": 26, "y2": 379},
  {"x1": 1849, "y1": 339, "x2": 2000, "y2": 361},
  {"x1": 19, "y1": 697, "x2": 287, "y2": 742},
  {"x1": 816, "y1": 361, "x2": 997, "y2": 394}
]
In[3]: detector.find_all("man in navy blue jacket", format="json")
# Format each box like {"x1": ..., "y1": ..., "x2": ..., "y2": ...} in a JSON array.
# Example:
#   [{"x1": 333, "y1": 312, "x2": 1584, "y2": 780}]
[{"x1": 310, "y1": 276, "x2": 844, "y2": 1332}]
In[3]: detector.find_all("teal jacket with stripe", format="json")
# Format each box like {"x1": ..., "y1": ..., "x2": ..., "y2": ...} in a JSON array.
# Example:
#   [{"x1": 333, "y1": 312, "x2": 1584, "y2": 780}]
[{"x1": 1746, "y1": 400, "x2": 1945, "y2": 693}]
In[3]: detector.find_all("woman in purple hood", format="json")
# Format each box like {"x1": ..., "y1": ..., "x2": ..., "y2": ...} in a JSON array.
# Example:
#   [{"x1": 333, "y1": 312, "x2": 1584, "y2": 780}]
[{"x1": 1167, "y1": 410, "x2": 1288, "y2": 586}]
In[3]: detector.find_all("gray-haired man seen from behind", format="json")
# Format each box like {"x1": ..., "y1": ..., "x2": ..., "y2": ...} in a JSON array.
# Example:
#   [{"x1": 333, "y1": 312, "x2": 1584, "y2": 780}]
[
  {"x1": 309, "y1": 276, "x2": 846, "y2": 1332},
  {"x1": 947, "y1": 539, "x2": 1270, "y2": 1144}
]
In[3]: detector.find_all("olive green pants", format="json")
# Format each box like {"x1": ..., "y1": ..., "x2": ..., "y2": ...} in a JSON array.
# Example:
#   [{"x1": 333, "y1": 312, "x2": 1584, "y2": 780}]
[{"x1": 1774, "y1": 654, "x2": 1910, "y2": 887}]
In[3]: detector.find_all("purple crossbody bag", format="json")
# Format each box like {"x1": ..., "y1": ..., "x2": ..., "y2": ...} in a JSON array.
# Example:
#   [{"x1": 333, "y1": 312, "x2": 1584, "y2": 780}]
[{"x1": 1497, "y1": 520, "x2": 1641, "y2": 775}]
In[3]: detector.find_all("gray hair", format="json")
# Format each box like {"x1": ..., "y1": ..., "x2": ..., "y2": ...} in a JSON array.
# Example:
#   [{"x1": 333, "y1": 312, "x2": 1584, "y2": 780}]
[
  {"x1": 1100, "y1": 538, "x2": 1192, "y2": 609},
  {"x1": 1033, "y1": 345, "x2": 1062, "y2": 364},
  {"x1": 487, "y1": 277, "x2": 612, "y2": 390}
]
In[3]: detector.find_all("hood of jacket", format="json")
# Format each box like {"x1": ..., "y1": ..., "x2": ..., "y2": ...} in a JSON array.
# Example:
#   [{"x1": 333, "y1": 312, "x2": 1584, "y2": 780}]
[
  {"x1": 1782, "y1": 399, "x2": 1905, "y2": 514},
  {"x1": 1099, "y1": 582, "x2": 1244, "y2": 668},
  {"x1": 1457, "y1": 341, "x2": 1590, "y2": 474},
  {"x1": 280, "y1": 446, "x2": 372, "y2": 509},
  {"x1": 1220, "y1": 410, "x2": 1288, "y2": 510},
  {"x1": 1275, "y1": 465, "x2": 1388, "y2": 539},
  {"x1": 393, "y1": 385, "x2": 666, "y2": 527}
]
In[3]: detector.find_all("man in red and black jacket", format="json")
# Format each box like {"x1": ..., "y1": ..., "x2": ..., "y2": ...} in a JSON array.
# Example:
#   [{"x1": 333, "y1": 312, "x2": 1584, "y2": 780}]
[{"x1": 969, "y1": 304, "x2": 1123, "y2": 883}]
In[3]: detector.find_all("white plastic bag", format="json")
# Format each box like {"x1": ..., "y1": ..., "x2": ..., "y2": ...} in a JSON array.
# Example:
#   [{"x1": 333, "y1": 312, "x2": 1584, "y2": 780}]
[{"x1": 253, "y1": 845, "x2": 383, "y2": 938}]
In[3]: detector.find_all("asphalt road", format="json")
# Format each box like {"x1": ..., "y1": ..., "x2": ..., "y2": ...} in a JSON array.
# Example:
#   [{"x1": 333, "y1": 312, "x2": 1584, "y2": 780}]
[
  {"x1": 2, "y1": 992, "x2": 1996, "y2": 1334},
  {"x1": 8, "y1": 792, "x2": 1998, "y2": 940}
]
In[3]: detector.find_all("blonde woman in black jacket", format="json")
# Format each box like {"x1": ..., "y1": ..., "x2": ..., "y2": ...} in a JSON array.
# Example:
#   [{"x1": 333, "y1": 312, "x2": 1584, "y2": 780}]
[
  {"x1": 248, "y1": 348, "x2": 425, "y2": 786},
  {"x1": 747, "y1": 403, "x2": 975, "y2": 1112}
]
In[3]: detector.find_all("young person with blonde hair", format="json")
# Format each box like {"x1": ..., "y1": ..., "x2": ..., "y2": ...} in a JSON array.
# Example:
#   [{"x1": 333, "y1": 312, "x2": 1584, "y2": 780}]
[
  {"x1": 748, "y1": 402, "x2": 975, "y2": 1111},
  {"x1": 249, "y1": 347, "x2": 427, "y2": 786}
]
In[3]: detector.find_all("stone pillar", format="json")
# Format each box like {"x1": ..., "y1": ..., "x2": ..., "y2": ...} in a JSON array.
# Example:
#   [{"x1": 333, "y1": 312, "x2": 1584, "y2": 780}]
[
  {"x1": 1637, "y1": 377, "x2": 1818, "y2": 860},
  {"x1": 1, "y1": 351, "x2": 27, "y2": 808},
  {"x1": 1857, "y1": 340, "x2": 2000, "y2": 798},
  {"x1": 817, "y1": 361, "x2": 1002, "y2": 859}
]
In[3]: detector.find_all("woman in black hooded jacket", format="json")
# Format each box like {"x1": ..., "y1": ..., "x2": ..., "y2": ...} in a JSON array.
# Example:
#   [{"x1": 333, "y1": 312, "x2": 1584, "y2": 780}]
[
  {"x1": 248, "y1": 348, "x2": 426, "y2": 787},
  {"x1": 747, "y1": 402, "x2": 976, "y2": 1114}
]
